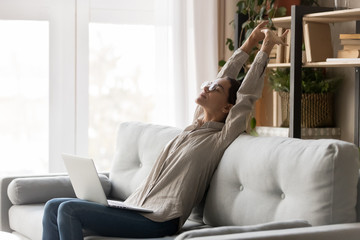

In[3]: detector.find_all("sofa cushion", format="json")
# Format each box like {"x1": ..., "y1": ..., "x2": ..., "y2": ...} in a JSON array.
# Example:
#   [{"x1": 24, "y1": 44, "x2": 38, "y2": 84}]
[
  {"x1": 9, "y1": 204, "x2": 44, "y2": 240},
  {"x1": 83, "y1": 220, "x2": 205, "y2": 240},
  {"x1": 8, "y1": 175, "x2": 111, "y2": 205},
  {"x1": 204, "y1": 135, "x2": 359, "y2": 226},
  {"x1": 175, "y1": 219, "x2": 311, "y2": 240},
  {"x1": 109, "y1": 122, "x2": 181, "y2": 200}
]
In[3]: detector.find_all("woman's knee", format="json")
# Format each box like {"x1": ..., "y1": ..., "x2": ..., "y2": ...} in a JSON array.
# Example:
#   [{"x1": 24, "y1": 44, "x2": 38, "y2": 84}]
[
  {"x1": 44, "y1": 198, "x2": 74, "y2": 218},
  {"x1": 57, "y1": 199, "x2": 87, "y2": 220}
]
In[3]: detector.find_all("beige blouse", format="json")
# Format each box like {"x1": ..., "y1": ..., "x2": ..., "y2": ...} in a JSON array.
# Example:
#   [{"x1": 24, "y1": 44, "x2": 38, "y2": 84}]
[{"x1": 125, "y1": 49, "x2": 269, "y2": 229}]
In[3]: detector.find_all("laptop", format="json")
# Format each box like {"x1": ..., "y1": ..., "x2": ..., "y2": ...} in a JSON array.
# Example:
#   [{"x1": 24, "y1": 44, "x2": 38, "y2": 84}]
[{"x1": 62, "y1": 153, "x2": 153, "y2": 213}]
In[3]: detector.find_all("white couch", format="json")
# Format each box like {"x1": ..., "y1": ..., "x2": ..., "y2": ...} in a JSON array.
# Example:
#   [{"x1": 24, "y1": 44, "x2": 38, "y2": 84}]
[{"x1": 1, "y1": 121, "x2": 360, "y2": 240}]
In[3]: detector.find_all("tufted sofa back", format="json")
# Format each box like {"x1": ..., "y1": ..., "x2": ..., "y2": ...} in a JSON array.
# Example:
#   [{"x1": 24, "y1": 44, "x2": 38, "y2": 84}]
[
  {"x1": 109, "y1": 122, "x2": 181, "y2": 200},
  {"x1": 109, "y1": 122, "x2": 360, "y2": 228},
  {"x1": 203, "y1": 134, "x2": 360, "y2": 227}
]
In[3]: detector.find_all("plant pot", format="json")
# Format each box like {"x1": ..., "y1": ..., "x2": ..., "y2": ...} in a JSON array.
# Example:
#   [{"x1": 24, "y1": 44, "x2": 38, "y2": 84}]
[
  {"x1": 275, "y1": 0, "x2": 301, "y2": 16},
  {"x1": 279, "y1": 92, "x2": 334, "y2": 128}
]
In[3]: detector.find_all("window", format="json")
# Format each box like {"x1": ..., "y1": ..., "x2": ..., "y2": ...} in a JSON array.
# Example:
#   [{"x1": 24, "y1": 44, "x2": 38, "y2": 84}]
[
  {"x1": 0, "y1": 20, "x2": 49, "y2": 175},
  {"x1": 88, "y1": 4, "x2": 174, "y2": 171},
  {"x1": 0, "y1": 0, "x2": 206, "y2": 174}
]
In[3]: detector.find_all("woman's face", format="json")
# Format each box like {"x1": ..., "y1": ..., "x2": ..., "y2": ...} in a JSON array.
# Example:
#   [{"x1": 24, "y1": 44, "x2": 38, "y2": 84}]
[{"x1": 195, "y1": 78, "x2": 231, "y2": 115}]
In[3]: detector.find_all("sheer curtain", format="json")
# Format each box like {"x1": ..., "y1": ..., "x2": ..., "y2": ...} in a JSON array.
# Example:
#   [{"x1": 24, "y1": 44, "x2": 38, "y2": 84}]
[{"x1": 155, "y1": 0, "x2": 218, "y2": 128}]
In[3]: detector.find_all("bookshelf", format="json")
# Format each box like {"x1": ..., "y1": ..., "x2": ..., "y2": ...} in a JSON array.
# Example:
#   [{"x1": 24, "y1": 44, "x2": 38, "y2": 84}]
[
  {"x1": 268, "y1": 6, "x2": 360, "y2": 145},
  {"x1": 268, "y1": 61, "x2": 360, "y2": 68}
]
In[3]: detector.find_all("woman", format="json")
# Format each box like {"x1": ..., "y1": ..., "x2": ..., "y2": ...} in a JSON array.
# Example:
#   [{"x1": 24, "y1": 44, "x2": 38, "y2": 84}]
[{"x1": 42, "y1": 22, "x2": 288, "y2": 240}]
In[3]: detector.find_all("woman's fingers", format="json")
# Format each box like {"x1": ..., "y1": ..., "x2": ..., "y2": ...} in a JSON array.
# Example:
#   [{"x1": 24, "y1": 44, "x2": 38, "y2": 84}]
[
  {"x1": 261, "y1": 29, "x2": 288, "y2": 46},
  {"x1": 257, "y1": 21, "x2": 269, "y2": 29},
  {"x1": 281, "y1": 29, "x2": 290, "y2": 38}
]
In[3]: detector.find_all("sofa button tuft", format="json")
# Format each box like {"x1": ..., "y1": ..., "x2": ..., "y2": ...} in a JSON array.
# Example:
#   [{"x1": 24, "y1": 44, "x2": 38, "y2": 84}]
[
  {"x1": 239, "y1": 185, "x2": 244, "y2": 191},
  {"x1": 139, "y1": 163, "x2": 143, "y2": 168},
  {"x1": 281, "y1": 193, "x2": 285, "y2": 199}
]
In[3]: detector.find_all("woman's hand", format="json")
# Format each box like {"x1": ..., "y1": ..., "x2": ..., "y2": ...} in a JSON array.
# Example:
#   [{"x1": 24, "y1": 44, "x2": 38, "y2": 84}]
[
  {"x1": 260, "y1": 29, "x2": 290, "y2": 55},
  {"x1": 248, "y1": 21, "x2": 269, "y2": 45},
  {"x1": 240, "y1": 21, "x2": 268, "y2": 54}
]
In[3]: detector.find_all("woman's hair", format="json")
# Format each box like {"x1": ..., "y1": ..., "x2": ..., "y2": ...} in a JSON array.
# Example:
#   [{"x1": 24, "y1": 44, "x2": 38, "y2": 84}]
[{"x1": 226, "y1": 76, "x2": 241, "y2": 105}]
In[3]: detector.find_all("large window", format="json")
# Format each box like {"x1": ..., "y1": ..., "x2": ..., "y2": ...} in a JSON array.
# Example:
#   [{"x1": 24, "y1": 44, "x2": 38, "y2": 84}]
[
  {"x1": 0, "y1": 20, "x2": 49, "y2": 175},
  {"x1": 88, "y1": 22, "x2": 173, "y2": 171},
  {"x1": 0, "y1": 0, "x2": 191, "y2": 174}
]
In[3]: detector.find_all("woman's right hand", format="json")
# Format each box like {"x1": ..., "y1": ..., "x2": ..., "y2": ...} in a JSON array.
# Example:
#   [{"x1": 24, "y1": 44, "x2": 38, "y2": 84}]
[
  {"x1": 248, "y1": 21, "x2": 269, "y2": 44},
  {"x1": 240, "y1": 21, "x2": 268, "y2": 54}
]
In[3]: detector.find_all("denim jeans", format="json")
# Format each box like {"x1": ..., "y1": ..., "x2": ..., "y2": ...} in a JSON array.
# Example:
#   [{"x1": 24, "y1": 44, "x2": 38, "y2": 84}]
[{"x1": 42, "y1": 198, "x2": 179, "y2": 240}]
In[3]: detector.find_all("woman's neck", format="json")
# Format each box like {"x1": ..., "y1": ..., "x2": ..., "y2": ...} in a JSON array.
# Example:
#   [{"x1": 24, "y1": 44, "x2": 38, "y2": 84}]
[{"x1": 202, "y1": 111, "x2": 225, "y2": 123}]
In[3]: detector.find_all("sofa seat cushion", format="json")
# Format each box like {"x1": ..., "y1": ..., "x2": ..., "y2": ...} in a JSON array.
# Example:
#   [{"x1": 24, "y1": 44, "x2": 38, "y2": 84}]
[
  {"x1": 83, "y1": 220, "x2": 206, "y2": 240},
  {"x1": 9, "y1": 204, "x2": 44, "y2": 240},
  {"x1": 175, "y1": 219, "x2": 311, "y2": 240},
  {"x1": 204, "y1": 135, "x2": 359, "y2": 227}
]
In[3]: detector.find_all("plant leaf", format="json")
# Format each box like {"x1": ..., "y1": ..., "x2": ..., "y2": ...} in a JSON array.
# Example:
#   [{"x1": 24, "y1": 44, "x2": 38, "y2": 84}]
[
  {"x1": 219, "y1": 60, "x2": 226, "y2": 67},
  {"x1": 226, "y1": 38, "x2": 234, "y2": 51},
  {"x1": 250, "y1": 117, "x2": 257, "y2": 129},
  {"x1": 259, "y1": 6, "x2": 266, "y2": 20}
]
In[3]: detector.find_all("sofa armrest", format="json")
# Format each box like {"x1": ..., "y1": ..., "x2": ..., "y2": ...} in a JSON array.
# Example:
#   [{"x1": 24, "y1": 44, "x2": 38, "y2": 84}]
[
  {"x1": 186, "y1": 223, "x2": 360, "y2": 240},
  {"x1": 0, "y1": 174, "x2": 65, "y2": 232},
  {"x1": 0, "y1": 173, "x2": 111, "y2": 232}
]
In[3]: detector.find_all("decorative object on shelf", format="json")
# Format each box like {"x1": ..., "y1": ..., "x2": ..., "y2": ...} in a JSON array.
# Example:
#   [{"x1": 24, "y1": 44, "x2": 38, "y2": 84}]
[
  {"x1": 303, "y1": 22, "x2": 333, "y2": 62},
  {"x1": 269, "y1": 68, "x2": 341, "y2": 128},
  {"x1": 275, "y1": 0, "x2": 301, "y2": 16},
  {"x1": 334, "y1": 0, "x2": 349, "y2": 10}
]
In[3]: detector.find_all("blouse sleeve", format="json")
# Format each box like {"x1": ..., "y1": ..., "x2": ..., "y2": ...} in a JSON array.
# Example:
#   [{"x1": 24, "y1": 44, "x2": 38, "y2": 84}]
[
  {"x1": 219, "y1": 50, "x2": 269, "y2": 147},
  {"x1": 192, "y1": 49, "x2": 250, "y2": 124}
]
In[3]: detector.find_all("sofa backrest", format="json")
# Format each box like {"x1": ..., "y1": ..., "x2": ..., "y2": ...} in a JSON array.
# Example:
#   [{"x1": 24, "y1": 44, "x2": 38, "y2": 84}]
[
  {"x1": 109, "y1": 122, "x2": 181, "y2": 200},
  {"x1": 203, "y1": 134, "x2": 360, "y2": 227}
]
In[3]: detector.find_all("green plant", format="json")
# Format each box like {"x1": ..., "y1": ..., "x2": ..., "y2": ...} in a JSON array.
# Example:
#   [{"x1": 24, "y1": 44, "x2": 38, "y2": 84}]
[
  {"x1": 268, "y1": 68, "x2": 342, "y2": 93},
  {"x1": 219, "y1": 0, "x2": 287, "y2": 80},
  {"x1": 237, "y1": 0, "x2": 286, "y2": 45},
  {"x1": 221, "y1": 0, "x2": 319, "y2": 66}
]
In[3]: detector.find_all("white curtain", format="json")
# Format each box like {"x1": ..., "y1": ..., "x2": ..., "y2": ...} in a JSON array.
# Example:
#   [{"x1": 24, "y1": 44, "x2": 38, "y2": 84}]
[{"x1": 155, "y1": 0, "x2": 218, "y2": 128}]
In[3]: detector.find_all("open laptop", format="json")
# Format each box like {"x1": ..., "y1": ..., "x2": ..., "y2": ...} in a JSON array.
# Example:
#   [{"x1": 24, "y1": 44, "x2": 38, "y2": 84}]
[{"x1": 62, "y1": 153, "x2": 153, "y2": 213}]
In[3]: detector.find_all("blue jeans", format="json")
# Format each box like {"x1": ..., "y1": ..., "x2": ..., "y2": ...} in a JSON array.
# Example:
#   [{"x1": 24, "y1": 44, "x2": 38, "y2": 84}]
[{"x1": 42, "y1": 198, "x2": 179, "y2": 240}]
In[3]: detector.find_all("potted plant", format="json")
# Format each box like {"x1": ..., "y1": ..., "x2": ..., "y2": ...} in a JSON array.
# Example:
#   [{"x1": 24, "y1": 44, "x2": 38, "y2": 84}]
[{"x1": 268, "y1": 68, "x2": 341, "y2": 127}]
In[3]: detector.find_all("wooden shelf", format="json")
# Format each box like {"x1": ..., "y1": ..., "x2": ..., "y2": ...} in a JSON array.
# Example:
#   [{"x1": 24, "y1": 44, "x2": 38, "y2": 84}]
[
  {"x1": 256, "y1": 126, "x2": 341, "y2": 139},
  {"x1": 303, "y1": 8, "x2": 360, "y2": 23},
  {"x1": 271, "y1": 9, "x2": 360, "y2": 26},
  {"x1": 264, "y1": 61, "x2": 360, "y2": 68},
  {"x1": 267, "y1": 63, "x2": 291, "y2": 68},
  {"x1": 265, "y1": 6, "x2": 360, "y2": 145},
  {"x1": 304, "y1": 61, "x2": 360, "y2": 68},
  {"x1": 272, "y1": 16, "x2": 291, "y2": 29}
]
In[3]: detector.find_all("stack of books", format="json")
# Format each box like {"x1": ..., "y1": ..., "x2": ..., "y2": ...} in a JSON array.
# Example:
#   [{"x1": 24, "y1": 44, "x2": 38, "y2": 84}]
[{"x1": 337, "y1": 34, "x2": 360, "y2": 58}]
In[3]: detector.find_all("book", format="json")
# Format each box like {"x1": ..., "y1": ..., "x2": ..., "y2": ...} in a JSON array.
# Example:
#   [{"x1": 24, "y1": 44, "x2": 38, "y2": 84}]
[
  {"x1": 343, "y1": 45, "x2": 360, "y2": 50},
  {"x1": 276, "y1": 28, "x2": 284, "y2": 63},
  {"x1": 339, "y1": 34, "x2": 360, "y2": 40},
  {"x1": 303, "y1": 22, "x2": 333, "y2": 62},
  {"x1": 340, "y1": 39, "x2": 360, "y2": 45},
  {"x1": 284, "y1": 29, "x2": 291, "y2": 63},
  {"x1": 337, "y1": 50, "x2": 360, "y2": 58}
]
